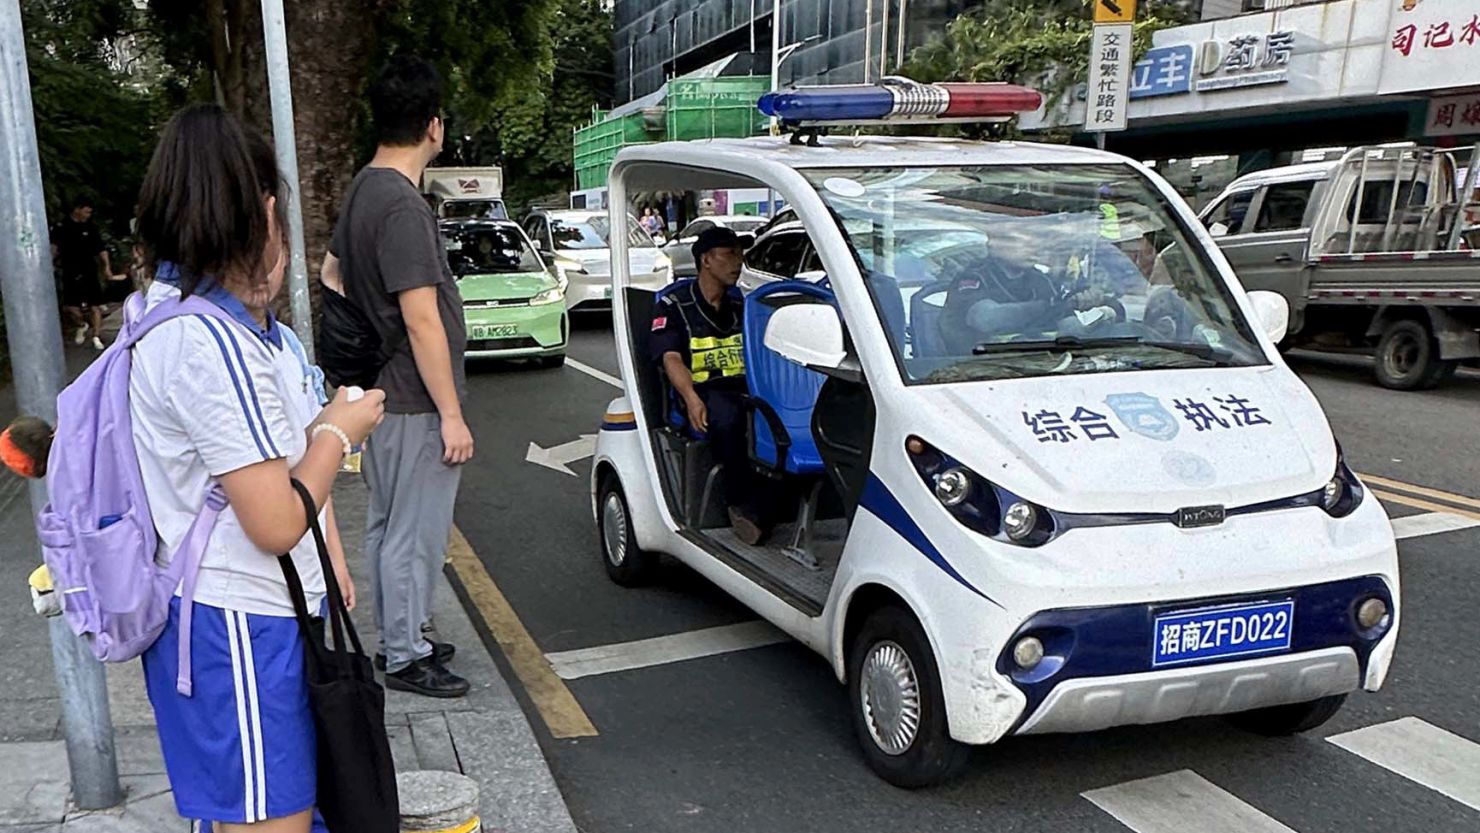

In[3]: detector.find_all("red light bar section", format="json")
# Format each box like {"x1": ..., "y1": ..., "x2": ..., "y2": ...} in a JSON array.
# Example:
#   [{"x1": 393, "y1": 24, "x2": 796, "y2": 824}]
[{"x1": 939, "y1": 84, "x2": 1043, "y2": 118}]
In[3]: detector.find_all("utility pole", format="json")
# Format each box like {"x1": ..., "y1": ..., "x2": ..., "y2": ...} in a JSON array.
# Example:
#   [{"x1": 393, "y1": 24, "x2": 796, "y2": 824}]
[
  {"x1": 0, "y1": 0, "x2": 122, "y2": 810},
  {"x1": 261, "y1": 0, "x2": 314, "y2": 359}
]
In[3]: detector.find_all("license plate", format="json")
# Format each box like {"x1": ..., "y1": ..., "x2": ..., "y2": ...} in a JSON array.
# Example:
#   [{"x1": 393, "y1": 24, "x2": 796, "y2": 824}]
[
  {"x1": 470, "y1": 323, "x2": 518, "y2": 340},
  {"x1": 1152, "y1": 600, "x2": 1294, "y2": 667}
]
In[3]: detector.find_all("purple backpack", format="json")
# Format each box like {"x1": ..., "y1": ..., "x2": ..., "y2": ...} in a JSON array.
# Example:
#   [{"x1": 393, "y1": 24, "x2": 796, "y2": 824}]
[{"x1": 36, "y1": 291, "x2": 239, "y2": 696}]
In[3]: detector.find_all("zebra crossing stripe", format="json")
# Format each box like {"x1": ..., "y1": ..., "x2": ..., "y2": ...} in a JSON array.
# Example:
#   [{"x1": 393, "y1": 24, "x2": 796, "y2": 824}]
[
  {"x1": 1082, "y1": 770, "x2": 1297, "y2": 833},
  {"x1": 1327, "y1": 717, "x2": 1480, "y2": 813}
]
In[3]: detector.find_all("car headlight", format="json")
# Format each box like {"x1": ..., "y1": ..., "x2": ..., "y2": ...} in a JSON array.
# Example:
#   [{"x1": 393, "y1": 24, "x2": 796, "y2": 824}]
[
  {"x1": 530, "y1": 287, "x2": 563, "y2": 306},
  {"x1": 1320, "y1": 449, "x2": 1364, "y2": 518},
  {"x1": 906, "y1": 436, "x2": 1055, "y2": 546},
  {"x1": 555, "y1": 258, "x2": 587, "y2": 276}
]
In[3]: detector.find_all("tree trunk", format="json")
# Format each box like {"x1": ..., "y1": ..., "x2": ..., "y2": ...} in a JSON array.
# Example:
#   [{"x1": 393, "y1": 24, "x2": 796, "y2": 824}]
[{"x1": 280, "y1": 0, "x2": 376, "y2": 313}]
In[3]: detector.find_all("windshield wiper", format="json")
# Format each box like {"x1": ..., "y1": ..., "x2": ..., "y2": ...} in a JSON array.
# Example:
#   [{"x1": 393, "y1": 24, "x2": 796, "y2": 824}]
[
  {"x1": 972, "y1": 336, "x2": 1239, "y2": 365},
  {"x1": 972, "y1": 335, "x2": 1139, "y2": 355}
]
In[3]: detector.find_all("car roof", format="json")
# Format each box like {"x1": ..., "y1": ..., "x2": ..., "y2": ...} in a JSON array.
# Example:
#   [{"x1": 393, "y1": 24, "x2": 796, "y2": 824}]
[
  {"x1": 1225, "y1": 160, "x2": 1338, "y2": 191},
  {"x1": 688, "y1": 214, "x2": 767, "y2": 226},
  {"x1": 440, "y1": 218, "x2": 521, "y2": 230},
  {"x1": 617, "y1": 134, "x2": 1124, "y2": 173},
  {"x1": 532, "y1": 209, "x2": 609, "y2": 222}
]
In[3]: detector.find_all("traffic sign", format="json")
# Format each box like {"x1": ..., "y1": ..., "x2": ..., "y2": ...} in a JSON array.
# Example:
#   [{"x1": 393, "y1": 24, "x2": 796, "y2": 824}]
[
  {"x1": 1094, "y1": 0, "x2": 1135, "y2": 24},
  {"x1": 1085, "y1": 22, "x2": 1133, "y2": 132}
]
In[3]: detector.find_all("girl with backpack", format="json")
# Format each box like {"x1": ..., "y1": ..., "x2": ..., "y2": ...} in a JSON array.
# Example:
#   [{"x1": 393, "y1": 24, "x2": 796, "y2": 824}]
[{"x1": 130, "y1": 105, "x2": 385, "y2": 832}]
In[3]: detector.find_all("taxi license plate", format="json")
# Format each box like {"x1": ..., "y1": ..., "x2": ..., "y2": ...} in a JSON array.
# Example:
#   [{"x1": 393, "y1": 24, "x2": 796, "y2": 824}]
[
  {"x1": 1152, "y1": 600, "x2": 1293, "y2": 668},
  {"x1": 470, "y1": 323, "x2": 518, "y2": 340}
]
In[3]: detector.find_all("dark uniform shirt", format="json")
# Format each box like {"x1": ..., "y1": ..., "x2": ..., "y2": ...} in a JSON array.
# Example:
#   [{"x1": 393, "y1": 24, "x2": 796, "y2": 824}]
[{"x1": 650, "y1": 280, "x2": 746, "y2": 389}]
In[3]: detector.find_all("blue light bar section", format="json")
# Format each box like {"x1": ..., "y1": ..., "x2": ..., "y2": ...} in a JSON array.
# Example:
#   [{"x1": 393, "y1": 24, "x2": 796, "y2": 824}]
[{"x1": 758, "y1": 85, "x2": 894, "y2": 123}]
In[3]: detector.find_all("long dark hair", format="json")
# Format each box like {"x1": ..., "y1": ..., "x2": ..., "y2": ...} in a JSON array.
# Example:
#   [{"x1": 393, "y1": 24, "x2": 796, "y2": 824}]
[{"x1": 135, "y1": 104, "x2": 286, "y2": 297}]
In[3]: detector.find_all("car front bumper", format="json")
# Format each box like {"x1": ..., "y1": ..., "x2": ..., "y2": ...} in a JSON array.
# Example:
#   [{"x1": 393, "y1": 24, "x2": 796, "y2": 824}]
[{"x1": 464, "y1": 302, "x2": 567, "y2": 358}]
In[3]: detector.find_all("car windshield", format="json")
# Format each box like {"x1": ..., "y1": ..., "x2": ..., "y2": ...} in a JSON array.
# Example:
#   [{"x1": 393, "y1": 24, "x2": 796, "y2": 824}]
[
  {"x1": 551, "y1": 216, "x2": 654, "y2": 250},
  {"x1": 802, "y1": 164, "x2": 1268, "y2": 384},
  {"x1": 443, "y1": 200, "x2": 505, "y2": 220},
  {"x1": 444, "y1": 226, "x2": 543, "y2": 275}
]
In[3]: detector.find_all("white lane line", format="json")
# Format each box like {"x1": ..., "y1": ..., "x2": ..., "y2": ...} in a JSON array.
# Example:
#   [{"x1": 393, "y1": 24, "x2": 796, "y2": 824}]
[
  {"x1": 1390, "y1": 511, "x2": 1480, "y2": 540},
  {"x1": 1083, "y1": 770, "x2": 1297, "y2": 833},
  {"x1": 1327, "y1": 717, "x2": 1480, "y2": 812},
  {"x1": 545, "y1": 621, "x2": 790, "y2": 680},
  {"x1": 566, "y1": 357, "x2": 623, "y2": 390}
]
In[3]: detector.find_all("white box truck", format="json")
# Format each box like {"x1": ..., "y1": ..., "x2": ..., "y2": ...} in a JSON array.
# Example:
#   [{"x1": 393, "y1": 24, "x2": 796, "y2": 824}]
[{"x1": 422, "y1": 166, "x2": 506, "y2": 220}]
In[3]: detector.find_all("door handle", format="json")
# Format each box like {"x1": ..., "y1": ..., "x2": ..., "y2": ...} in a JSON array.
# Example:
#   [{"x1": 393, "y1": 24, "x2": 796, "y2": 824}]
[{"x1": 1274, "y1": 254, "x2": 1293, "y2": 263}]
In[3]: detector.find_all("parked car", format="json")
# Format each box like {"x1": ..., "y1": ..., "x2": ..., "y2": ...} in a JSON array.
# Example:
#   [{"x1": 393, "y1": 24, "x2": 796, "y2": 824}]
[
  {"x1": 663, "y1": 214, "x2": 770, "y2": 277},
  {"x1": 522, "y1": 209, "x2": 672, "y2": 310},
  {"x1": 442, "y1": 219, "x2": 567, "y2": 367}
]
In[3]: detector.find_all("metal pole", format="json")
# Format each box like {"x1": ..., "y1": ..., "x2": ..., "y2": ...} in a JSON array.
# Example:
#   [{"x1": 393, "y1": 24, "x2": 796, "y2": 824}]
[
  {"x1": 260, "y1": 0, "x2": 313, "y2": 359},
  {"x1": 879, "y1": 0, "x2": 889, "y2": 77},
  {"x1": 1446, "y1": 141, "x2": 1480, "y2": 251},
  {"x1": 863, "y1": 0, "x2": 873, "y2": 83},
  {"x1": 896, "y1": 0, "x2": 908, "y2": 68},
  {"x1": 0, "y1": 0, "x2": 122, "y2": 810}
]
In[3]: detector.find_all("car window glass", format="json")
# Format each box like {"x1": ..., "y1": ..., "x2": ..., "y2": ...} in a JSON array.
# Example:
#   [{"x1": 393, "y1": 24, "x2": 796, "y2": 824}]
[
  {"x1": 682, "y1": 220, "x2": 713, "y2": 239},
  {"x1": 1204, "y1": 190, "x2": 1254, "y2": 234},
  {"x1": 748, "y1": 231, "x2": 808, "y2": 277},
  {"x1": 1253, "y1": 182, "x2": 1315, "y2": 232},
  {"x1": 443, "y1": 225, "x2": 544, "y2": 275}
]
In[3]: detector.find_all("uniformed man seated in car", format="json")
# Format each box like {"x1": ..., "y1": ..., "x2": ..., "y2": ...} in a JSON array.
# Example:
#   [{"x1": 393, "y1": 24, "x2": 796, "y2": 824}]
[{"x1": 651, "y1": 227, "x2": 771, "y2": 545}]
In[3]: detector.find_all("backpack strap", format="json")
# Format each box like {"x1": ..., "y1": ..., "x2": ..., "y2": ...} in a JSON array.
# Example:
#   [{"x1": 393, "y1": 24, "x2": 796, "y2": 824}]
[{"x1": 172, "y1": 484, "x2": 229, "y2": 696}]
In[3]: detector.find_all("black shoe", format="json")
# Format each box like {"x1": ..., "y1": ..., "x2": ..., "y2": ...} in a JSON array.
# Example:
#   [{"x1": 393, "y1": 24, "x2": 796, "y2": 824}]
[
  {"x1": 385, "y1": 657, "x2": 470, "y2": 698},
  {"x1": 375, "y1": 640, "x2": 455, "y2": 672}
]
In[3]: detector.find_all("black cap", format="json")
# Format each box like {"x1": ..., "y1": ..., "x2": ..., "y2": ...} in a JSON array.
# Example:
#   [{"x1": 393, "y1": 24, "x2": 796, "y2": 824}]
[{"x1": 691, "y1": 226, "x2": 748, "y2": 265}]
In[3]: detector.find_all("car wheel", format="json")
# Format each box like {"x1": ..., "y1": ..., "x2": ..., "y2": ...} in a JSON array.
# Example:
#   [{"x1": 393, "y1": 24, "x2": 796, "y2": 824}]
[
  {"x1": 847, "y1": 606, "x2": 970, "y2": 788},
  {"x1": 539, "y1": 354, "x2": 566, "y2": 369},
  {"x1": 1227, "y1": 693, "x2": 1346, "y2": 736},
  {"x1": 598, "y1": 477, "x2": 656, "y2": 586},
  {"x1": 1375, "y1": 319, "x2": 1455, "y2": 390}
]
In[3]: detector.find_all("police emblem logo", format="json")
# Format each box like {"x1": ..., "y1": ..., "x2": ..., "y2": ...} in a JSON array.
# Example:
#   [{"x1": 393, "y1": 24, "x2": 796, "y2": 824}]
[{"x1": 1105, "y1": 392, "x2": 1180, "y2": 441}]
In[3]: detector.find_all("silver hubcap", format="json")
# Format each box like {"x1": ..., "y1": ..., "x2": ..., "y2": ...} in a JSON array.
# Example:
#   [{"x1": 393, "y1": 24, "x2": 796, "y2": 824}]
[
  {"x1": 601, "y1": 492, "x2": 628, "y2": 567},
  {"x1": 860, "y1": 640, "x2": 921, "y2": 756}
]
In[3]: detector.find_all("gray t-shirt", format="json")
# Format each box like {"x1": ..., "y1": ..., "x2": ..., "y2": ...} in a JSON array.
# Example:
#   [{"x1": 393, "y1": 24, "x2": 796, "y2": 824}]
[{"x1": 330, "y1": 167, "x2": 467, "y2": 414}]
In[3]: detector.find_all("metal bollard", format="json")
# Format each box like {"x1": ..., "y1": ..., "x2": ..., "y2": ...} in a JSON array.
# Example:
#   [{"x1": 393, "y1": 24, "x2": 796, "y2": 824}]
[{"x1": 398, "y1": 770, "x2": 481, "y2": 833}]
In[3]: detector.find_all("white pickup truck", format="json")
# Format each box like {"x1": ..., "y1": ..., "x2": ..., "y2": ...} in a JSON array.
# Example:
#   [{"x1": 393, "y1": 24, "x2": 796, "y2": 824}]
[
  {"x1": 422, "y1": 166, "x2": 507, "y2": 220},
  {"x1": 1201, "y1": 142, "x2": 1480, "y2": 389}
]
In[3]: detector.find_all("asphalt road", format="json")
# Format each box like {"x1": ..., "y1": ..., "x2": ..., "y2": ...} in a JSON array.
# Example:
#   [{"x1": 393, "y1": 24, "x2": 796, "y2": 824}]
[{"x1": 452, "y1": 321, "x2": 1480, "y2": 833}]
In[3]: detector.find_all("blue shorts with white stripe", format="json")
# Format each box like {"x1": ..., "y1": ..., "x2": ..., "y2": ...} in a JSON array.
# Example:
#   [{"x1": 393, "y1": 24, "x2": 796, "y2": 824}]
[{"x1": 143, "y1": 597, "x2": 316, "y2": 825}]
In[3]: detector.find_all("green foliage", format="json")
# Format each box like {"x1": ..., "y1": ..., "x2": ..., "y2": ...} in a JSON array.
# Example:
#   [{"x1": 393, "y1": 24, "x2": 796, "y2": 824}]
[
  {"x1": 900, "y1": 0, "x2": 1189, "y2": 139},
  {"x1": 375, "y1": 0, "x2": 610, "y2": 213},
  {"x1": 22, "y1": 0, "x2": 178, "y2": 229}
]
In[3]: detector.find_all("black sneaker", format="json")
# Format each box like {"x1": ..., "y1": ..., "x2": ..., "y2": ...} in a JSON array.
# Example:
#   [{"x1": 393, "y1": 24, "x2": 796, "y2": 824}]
[
  {"x1": 375, "y1": 640, "x2": 455, "y2": 672},
  {"x1": 385, "y1": 657, "x2": 470, "y2": 698}
]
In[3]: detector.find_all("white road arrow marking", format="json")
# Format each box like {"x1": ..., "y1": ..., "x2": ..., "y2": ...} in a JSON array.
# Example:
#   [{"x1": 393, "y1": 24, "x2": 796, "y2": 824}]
[{"x1": 525, "y1": 434, "x2": 597, "y2": 477}]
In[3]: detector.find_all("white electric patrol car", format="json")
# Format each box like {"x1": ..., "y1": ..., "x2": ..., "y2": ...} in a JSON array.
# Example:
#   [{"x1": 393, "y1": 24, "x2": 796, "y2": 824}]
[{"x1": 589, "y1": 81, "x2": 1400, "y2": 787}]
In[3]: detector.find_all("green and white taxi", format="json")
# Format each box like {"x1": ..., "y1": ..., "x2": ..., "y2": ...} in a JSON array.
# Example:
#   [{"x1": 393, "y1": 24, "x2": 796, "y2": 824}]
[{"x1": 443, "y1": 218, "x2": 568, "y2": 367}]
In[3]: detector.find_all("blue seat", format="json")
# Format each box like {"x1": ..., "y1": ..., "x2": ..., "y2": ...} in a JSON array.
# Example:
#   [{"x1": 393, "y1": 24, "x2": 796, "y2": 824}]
[{"x1": 742, "y1": 280, "x2": 835, "y2": 475}]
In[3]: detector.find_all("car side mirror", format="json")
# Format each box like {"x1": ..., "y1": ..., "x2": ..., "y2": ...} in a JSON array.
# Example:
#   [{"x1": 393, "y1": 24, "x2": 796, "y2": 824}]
[
  {"x1": 1208, "y1": 221, "x2": 1230, "y2": 238},
  {"x1": 764, "y1": 302, "x2": 846, "y2": 370},
  {"x1": 1247, "y1": 290, "x2": 1289, "y2": 344}
]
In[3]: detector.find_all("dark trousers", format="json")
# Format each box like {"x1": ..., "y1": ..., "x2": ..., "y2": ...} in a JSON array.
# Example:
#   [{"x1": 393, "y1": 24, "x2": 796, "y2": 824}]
[{"x1": 698, "y1": 384, "x2": 766, "y2": 517}]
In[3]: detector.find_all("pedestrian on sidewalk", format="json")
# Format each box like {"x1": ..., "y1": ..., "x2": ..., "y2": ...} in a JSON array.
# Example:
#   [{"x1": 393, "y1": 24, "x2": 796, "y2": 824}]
[
  {"x1": 132, "y1": 104, "x2": 386, "y2": 831},
  {"x1": 52, "y1": 196, "x2": 114, "y2": 350},
  {"x1": 322, "y1": 55, "x2": 473, "y2": 698}
]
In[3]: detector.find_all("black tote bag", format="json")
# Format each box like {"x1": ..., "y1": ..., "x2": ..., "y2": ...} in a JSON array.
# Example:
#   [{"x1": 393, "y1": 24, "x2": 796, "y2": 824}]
[{"x1": 280, "y1": 480, "x2": 399, "y2": 833}]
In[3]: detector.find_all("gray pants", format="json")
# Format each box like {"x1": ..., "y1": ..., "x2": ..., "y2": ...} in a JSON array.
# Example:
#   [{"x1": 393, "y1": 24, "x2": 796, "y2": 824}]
[{"x1": 363, "y1": 412, "x2": 462, "y2": 673}]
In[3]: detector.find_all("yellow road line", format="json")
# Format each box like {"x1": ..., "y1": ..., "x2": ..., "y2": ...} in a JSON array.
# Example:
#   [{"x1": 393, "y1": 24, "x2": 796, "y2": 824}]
[
  {"x1": 1358, "y1": 472, "x2": 1480, "y2": 512},
  {"x1": 446, "y1": 526, "x2": 598, "y2": 739},
  {"x1": 1370, "y1": 489, "x2": 1480, "y2": 523}
]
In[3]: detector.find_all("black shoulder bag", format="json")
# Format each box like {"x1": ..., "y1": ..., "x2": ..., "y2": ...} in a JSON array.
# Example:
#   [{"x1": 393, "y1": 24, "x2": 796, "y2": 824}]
[
  {"x1": 317, "y1": 178, "x2": 407, "y2": 388},
  {"x1": 279, "y1": 480, "x2": 399, "y2": 833}
]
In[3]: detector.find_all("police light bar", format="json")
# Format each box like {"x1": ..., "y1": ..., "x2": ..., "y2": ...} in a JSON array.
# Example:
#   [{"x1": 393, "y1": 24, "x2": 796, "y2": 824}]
[{"x1": 757, "y1": 77, "x2": 1043, "y2": 127}]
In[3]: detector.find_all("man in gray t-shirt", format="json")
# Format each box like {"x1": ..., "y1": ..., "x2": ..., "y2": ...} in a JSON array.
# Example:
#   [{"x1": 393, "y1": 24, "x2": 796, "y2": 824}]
[{"x1": 322, "y1": 56, "x2": 472, "y2": 698}]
